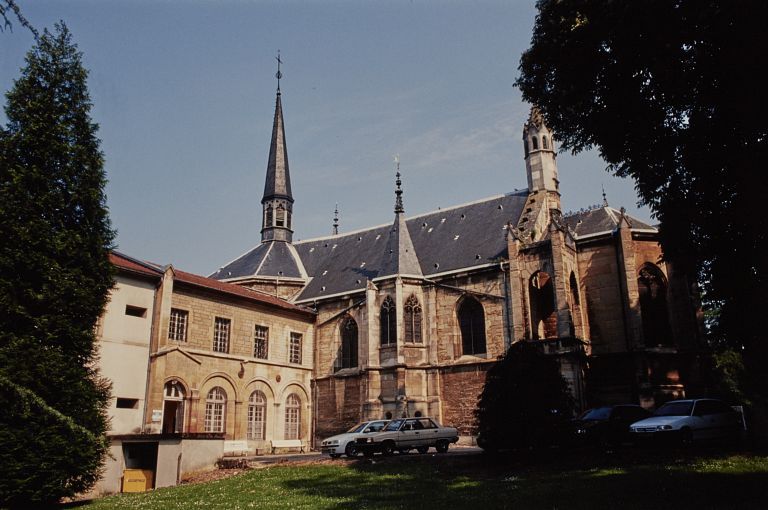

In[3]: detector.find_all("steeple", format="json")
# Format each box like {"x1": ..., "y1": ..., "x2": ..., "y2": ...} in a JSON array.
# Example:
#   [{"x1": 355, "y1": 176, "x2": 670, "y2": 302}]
[
  {"x1": 261, "y1": 52, "x2": 294, "y2": 243},
  {"x1": 523, "y1": 106, "x2": 559, "y2": 195},
  {"x1": 380, "y1": 163, "x2": 422, "y2": 278}
]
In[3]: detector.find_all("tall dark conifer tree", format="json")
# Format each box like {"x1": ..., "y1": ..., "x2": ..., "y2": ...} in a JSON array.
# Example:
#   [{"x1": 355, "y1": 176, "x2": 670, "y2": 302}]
[{"x1": 0, "y1": 22, "x2": 114, "y2": 505}]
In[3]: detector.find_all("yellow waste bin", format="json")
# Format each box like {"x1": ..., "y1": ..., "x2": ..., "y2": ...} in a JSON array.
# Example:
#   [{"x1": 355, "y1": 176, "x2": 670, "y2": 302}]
[{"x1": 122, "y1": 469, "x2": 154, "y2": 492}]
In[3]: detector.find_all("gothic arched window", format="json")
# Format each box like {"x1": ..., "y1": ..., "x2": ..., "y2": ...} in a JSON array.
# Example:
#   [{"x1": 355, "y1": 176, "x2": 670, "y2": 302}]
[
  {"x1": 380, "y1": 296, "x2": 396, "y2": 346},
  {"x1": 404, "y1": 295, "x2": 422, "y2": 343},
  {"x1": 276, "y1": 204, "x2": 285, "y2": 227},
  {"x1": 265, "y1": 205, "x2": 273, "y2": 228},
  {"x1": 340, "y1": 316, "x2": 358, "y2": 369},
  {"x1": 285, "y1": 393, "x2": 301, "y2": 439},
  {"x1": 542, "y1": 135, "x2": 549, "y2": 150},
  {"x1": 530, "y1": 270, "x2": 556, "y2": 339},
  {"x1": 638, "y1": 264, "x2": 673, "y2": 346},
  {"x1": 247, "y1": 390, "x2": 267, "y2": 440},
  {"x1": 458, "y1": 297, "x2": 486, "y2": 355},
  {"x1": 532, "y1": 136, "x2": 539, "y2": 150},
  {"x1": 204, "y1": 386, "x2": 226, "y2": 433}
]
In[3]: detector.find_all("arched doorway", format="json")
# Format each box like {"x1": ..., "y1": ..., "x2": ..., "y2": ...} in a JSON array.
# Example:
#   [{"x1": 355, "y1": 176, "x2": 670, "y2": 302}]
[{"x1": 162, "y1": 380, "x2": 185, "y2": 434}]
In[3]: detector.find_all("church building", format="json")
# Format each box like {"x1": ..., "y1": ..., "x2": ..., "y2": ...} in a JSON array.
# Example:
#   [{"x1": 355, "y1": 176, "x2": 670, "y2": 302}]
[{"x1": 211, "y1": 83, "x2": 704, "y2": 439}]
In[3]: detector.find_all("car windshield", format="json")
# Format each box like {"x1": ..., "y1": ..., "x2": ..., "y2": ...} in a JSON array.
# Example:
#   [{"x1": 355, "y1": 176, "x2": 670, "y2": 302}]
[
  {"x1": 579, "y1": 407, "x2": 612, "y2": 421},
  {"x1": 384, "y1": 419, "x2": 405, "y2": 432},
  {"x1": 654, "y1": 402, "x2": 693, "y2": 417},
  {"x1": 346, "y1": 422, "x2": 371, "y2": 434}
]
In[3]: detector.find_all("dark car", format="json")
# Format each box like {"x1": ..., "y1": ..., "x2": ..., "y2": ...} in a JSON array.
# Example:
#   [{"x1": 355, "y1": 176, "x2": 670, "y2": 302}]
[{"x1": 572, "y1": 405, "x2": 651, "y2": 446}]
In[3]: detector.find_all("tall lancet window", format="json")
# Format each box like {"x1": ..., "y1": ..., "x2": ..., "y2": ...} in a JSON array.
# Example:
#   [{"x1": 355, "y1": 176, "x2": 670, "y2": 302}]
[
  {"x1": 638, "y1": 264, "x2": 673, "y2": 346},
  {"x1": 380, "y1": 296, "x2": 396, "y2": 346},
  {"x1": 339, "y1": 316, "x2": 358, "y2": 369},
  {"x1": 276, "y1": 204, "x2": 285, "y2": 227},
  {"x1": 265, "y1": 205, "x2": 273, "y2": 228},
  {"x1": 404, "y1": 295, "x2": 422, "y2": 343},
  {"x1": 458, "y1": 297, "x2": 486, "y2": 355}
]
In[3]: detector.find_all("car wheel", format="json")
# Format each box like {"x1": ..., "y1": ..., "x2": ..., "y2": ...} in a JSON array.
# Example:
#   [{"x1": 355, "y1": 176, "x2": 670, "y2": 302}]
[
  {"x1": 345, "y1": 443, "x2": 358, "y2": 457},
  {"x1": 417, "y1": 446, "x2": 429, "y2": 454},
  {"x1": 436, "y1": 440, "x2": 449, "y2": 453},
  {"x1": 680, "y1": 427, "x2": 693, "y2": 445},
  {"x1": 381, "y1": 441, "x2": 395, "y2": 456},
  {"x1": 329, "y1": 454, "x2": 341, "y2": 459}
]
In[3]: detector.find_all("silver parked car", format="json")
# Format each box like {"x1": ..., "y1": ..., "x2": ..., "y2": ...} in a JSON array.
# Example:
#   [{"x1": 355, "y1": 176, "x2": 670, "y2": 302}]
[
  {"x1": 320, "y1": 420, "x2": 389, "y2": 458},
  {"x1": 355, "y1": 417, "x2": 459, "y2": 456},
  {"x1": 629, "y1": 398, "x2": 743, "y2": 443}
]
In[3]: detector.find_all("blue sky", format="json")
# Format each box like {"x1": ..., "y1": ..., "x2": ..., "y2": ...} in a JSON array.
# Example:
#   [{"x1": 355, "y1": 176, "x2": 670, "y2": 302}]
[{"x1": 1, "y1": 0, "x2": 652, "y2": 276}]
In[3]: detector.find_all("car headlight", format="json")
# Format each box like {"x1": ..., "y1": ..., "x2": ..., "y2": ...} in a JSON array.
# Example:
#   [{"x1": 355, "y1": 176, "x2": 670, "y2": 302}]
[
  {"x1": 657, "y1": 425, "x2": 673, "y2": 431},
  {"x1": 576, "y1": 428, "x2": 586, "y2": 435}
]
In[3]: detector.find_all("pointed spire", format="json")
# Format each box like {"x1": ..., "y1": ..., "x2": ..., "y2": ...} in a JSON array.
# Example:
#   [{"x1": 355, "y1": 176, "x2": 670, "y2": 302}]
[
  {"x1": 261, "y1": 53, "x2": 294, "y2": 243},
  {"x1": 602, "y1": 184, "x2": 609, "y2": 206},
  {"x1": 333, "y1": 204, "x2": 339, "y2": 235}
]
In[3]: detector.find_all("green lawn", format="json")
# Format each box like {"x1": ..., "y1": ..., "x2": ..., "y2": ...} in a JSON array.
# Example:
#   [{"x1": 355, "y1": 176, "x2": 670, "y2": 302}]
[{"x1": 80, "y1": 452, "x2": 768, "y2": 509}]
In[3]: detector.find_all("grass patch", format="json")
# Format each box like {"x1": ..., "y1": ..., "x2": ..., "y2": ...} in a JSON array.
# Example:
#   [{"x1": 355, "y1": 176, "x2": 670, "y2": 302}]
[{"x1": 80, "y1": 452, "x2": 768, "y2": 509}]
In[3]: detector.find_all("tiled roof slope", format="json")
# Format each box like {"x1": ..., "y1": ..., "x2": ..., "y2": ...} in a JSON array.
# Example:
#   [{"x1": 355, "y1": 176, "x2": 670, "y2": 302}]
[
  {"x1": 110, "y1": 251, "x2": 163, "y2": 278},
  {"x1": 563, "y1": 206, "x2": 656, "y2": 237},
  {"x1": 291, "y1": 191, "x2": 529, "y2": 301},
  {"x1": 210, "y1": 241, "x2": 304, "y2": 280}
]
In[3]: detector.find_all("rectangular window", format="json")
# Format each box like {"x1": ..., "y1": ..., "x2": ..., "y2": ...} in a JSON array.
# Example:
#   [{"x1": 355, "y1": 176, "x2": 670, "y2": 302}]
[
  {"x1": 115, "y1": 398, "x2": 139, "y2": 409},
  {"x1": 254, "y1": 325, "x2": 269, "y2": 359},
  {"x1": 289, "y1": 332, "x2": 302, "y2": 364},
  {"x1": 204, "y1": 402, "x2": 225, "y2": 433},
  {"x1": 168, "y1": 308, "x2": 188, "y2": 342},
  {"x1": 125, "y1": 305, "x2": 147, "y2": 318},
  {"x1": 213, "y1": 317, "x2": 231, "y2": 353}
]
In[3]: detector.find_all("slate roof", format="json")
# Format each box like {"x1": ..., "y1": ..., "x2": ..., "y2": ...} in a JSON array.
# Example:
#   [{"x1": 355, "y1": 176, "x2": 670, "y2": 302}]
[
  {"x1": 212, "y1": 193, "x2": 658, "y2": 303},
  {"x1": 210, "y1": 241, "x2": 305, "y2": 281},
  {"x1": 563, "y1": 206, "x2": 656, "y2": 237},
  {"x1": 290, "y1": 191, "x2": 529, "y2": 301}
]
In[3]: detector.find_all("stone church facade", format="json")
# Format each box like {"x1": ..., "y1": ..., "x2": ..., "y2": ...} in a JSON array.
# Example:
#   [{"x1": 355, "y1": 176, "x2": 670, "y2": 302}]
[{"x1": 211, "y1": 88, "x2": 704, "y2": 439}]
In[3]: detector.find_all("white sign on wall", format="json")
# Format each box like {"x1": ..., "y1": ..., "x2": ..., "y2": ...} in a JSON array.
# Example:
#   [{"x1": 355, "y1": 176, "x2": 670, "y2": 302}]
[{"x1": 151, "y1": 409, "x2": 162, "y2": 423}]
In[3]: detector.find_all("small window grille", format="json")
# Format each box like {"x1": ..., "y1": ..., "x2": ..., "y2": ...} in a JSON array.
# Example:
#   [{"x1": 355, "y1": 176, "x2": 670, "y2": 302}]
[
  {"x1": 168, "y1": 308, "x2": 188, "y2": 342},
  {"x1": 213, "y1": 317, "x2": 230, "y2": 353},
  {"x1": 289, "y1": 332, "x2": 302, "y2": 364},
  {"x1": 254, "y1": 325, "x2": 269, "y2": 359}
]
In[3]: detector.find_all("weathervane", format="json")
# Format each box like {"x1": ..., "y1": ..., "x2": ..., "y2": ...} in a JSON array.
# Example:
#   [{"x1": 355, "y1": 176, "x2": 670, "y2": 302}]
[
  {"x1": 602, "y1": 184, "x2": 608, "y2": 206},
  {"x1": 275, "y1": 50, "x2": 283, "y2": 92}
]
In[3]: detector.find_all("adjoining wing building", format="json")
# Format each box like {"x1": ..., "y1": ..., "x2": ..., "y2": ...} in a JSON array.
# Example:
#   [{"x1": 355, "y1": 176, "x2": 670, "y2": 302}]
[{"x1": 210, "y1": 87, "x2": 705, "y2": 439}]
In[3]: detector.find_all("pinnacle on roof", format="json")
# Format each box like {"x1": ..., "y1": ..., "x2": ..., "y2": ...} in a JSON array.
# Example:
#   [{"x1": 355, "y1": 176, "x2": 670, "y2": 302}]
[{"x1": 380, "y1": 166, "x2": 422, "y2": 278}]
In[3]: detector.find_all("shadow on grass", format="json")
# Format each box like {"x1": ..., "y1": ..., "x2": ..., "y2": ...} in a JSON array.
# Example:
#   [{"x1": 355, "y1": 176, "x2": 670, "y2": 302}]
[{"x1": 278, "y1": 447, "x2": 768, "y2": 510}]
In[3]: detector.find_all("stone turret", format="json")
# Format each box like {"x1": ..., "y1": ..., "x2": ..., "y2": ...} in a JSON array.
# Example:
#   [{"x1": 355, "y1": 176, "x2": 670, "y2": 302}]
[{"x1": 523, "y1": 106, "x2": 559, "y2": 196}]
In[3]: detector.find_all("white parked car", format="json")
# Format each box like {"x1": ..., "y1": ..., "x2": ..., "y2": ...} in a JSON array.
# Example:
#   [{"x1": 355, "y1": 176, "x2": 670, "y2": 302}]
[
  {"x1": 355, "y1": 417, "x2": 459, "y2": 456},
  {"x1": 320, "y1": 420, "x2": 389, "y2": 458},
  {"x1": 629, "y1": 398, "x2": 743, "y2": 443}
]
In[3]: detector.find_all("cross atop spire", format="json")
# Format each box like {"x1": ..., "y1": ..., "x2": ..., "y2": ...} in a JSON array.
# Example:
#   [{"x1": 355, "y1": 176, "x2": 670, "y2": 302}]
[
  {"x1": 394, "y1": 155, "x2": 404, "y2": 214},
  {"x1": 275, "y1": 50, "x2": 283, "y2": 93},
  {"x1": 602, "y1": 184, "x2": 609, "y2": 206}
]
